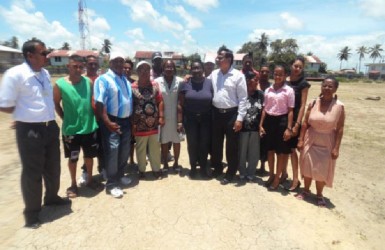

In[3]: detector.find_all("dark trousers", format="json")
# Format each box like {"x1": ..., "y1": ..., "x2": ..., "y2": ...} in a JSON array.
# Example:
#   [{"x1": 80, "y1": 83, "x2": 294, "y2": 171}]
[
  {"x1": 211, "y1": 107, "x2": 239, "y2": 180},
  {"x1": 16, "y1": 121, "x2": 61, "y2": 224},
  {"x1": 183, "y1": 111, "x2": 211, "y2": 172}
]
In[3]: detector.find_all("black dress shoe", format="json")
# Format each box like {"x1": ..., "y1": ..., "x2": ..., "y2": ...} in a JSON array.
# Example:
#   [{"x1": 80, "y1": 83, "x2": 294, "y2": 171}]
[
  {"x1": 189, "y1": 169, "x2": 197, "y2": 179},
  {"x1": 25, "y1": 220, "x2": 41, "y2": 229},
  {"x1": 44, "y1": 197, "x2": 71, "y2": 206},
  {"x1": 220, "y1": 178, "x2": 230, "y2": 185},
  {"x1": 212, "y1": 169, "x2": 223, "y2": 178}
]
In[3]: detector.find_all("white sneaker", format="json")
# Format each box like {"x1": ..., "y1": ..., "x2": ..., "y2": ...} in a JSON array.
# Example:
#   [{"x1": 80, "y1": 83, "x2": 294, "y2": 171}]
[
  {"x1": 120, "y1": 176, "x2": 132, "y2": 186},
  {"x1": 109, "y1": 187, "x2": 123, "y2": 198},
  {"x1": 78, "y1": 172, "x2": 88, "y2": 186}
]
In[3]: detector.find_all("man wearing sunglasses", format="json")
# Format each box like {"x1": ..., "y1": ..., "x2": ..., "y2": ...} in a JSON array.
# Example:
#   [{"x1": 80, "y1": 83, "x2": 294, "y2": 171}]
[{"x1": 0, "y1": 39, "x2": 70, "y2": 229}]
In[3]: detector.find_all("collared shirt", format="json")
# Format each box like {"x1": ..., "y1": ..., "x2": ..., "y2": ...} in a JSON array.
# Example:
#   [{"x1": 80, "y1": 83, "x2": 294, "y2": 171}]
[
  {"x1": 263, "y1": 83, "x2": 295, "y2": 116},
  {"x1": 94, "y1": 69, "x2": 133, "y2": 118},
  {"x1": 0, "y1": 62, "x2": 55, "y2": 122},
  {"x1": 208, "y1": 67, "x2": 248, "y2": 121}
]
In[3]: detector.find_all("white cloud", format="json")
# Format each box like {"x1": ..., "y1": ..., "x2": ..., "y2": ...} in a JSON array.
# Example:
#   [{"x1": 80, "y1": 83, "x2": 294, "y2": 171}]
[
  {"x1": 169, "y1": 5, "x2": 202, "y2": 29},
  {"x1": 11, "y1": 0, "x2": 34, "y2": 10},
  {"x1": 359, "y1": 0, "x2": 385, "y2": 19},
  {"x1": 0, "y1": 4, "x2": 75, "y2": 49},
  {"x1": 126, "y1": 28, "x2": 144, "y2": 40},
  {"x1": 183, "y1": 0, "x2": 218, "y2": 12},
  {"x1": 246, "y1": 28, "x2": 385, "y2": 71},
  {"x1": 248, "y1": 29, "x2": 287, "y2": 42},
  {"x1": 280, "y1": 12, "x2": 304, "y2": 30},
  {"x1": 121, "y1": 0, "x2": 183, "y2": 32}
]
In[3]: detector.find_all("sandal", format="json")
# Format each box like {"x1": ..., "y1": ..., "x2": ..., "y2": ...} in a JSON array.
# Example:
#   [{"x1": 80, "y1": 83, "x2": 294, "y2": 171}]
[
  {"x1": 295, "y1": 190, "x2": 310, "y2": 200},
  {"x1": 317, "y1": 196, "x2": 326, "y2": 207},
  {"x1": 86, "y1": 180, "x2": 104, "y2": 192},
  {"x1": 66, "y1": 185, "x2": 78, "y2": 198}
]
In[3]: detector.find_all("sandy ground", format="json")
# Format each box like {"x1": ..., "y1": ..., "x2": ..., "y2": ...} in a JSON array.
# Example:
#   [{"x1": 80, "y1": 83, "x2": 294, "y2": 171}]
[{"x1": 0, "y1": 81, "x2": 384, "y2": 249}]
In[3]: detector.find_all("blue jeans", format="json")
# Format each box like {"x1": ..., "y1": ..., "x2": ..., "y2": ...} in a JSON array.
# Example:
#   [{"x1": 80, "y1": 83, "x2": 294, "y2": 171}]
[{"x1": 100, "y1": 116, "x2": 131, "y2": 189}]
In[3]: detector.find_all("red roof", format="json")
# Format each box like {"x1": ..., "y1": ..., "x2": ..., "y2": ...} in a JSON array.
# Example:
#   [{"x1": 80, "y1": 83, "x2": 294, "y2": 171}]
[
  {"x1": 47, "y1": 50, "x2": 99, "y2": 58},
  {"x1": 172, "y1": 54, "x2": 183, "y2": 59},
  {"x1": 135, "y1": 51, "x2": 153, "y2": 59},
  {"x1": 305, "y1": 55, "x2": 322, "y2": 64}
]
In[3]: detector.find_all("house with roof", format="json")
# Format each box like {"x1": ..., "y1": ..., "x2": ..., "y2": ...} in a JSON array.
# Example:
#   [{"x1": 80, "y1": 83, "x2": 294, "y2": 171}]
[
  {"x1": 134, "y1": 51, "x2": 184, "y2": 68},
  {"x1": 47, "y1": 50, "x2": 101, "y2": 66},
  {"x1": 304, "y1": 55, "x2": 322, "y2": 72},
  {"x1": 0, "y1": 45, "x2": 23, "y2": 72},
  {"x1": 365, "y1": 62, "x2": 385, "y2": 79}
]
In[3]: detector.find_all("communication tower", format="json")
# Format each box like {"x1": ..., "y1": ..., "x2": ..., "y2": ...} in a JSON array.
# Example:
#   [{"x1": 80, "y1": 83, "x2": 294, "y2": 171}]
[{"x1": 78, "y1": 0, "x2": 90, "y2": 50}]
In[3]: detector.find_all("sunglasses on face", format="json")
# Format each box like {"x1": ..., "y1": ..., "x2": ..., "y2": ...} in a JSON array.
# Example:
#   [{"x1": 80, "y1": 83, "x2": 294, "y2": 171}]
[{"x1": 38, "y1": 51, "x2": 50, "y2": 57}]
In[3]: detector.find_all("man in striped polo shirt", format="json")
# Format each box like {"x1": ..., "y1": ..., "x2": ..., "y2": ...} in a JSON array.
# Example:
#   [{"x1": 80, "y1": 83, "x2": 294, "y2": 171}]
[{"x1": 94, "y1": 52, "x2": 133, "y2": 198}]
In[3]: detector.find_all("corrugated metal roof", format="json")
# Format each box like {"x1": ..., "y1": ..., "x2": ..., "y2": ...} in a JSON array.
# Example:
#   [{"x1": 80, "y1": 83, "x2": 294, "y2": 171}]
[
  {"x1": 305, "y1": 55, "x2": 322, "y2": 64},
  {"x1": 47, "y1": 50, "x2": 99, "y2": 58},
  {"x1": 135, "y1": 51, "x2": 153, "y2": 59},
  {"x1": 0, "y1": 45, "x2": 22, "y2": 53}
]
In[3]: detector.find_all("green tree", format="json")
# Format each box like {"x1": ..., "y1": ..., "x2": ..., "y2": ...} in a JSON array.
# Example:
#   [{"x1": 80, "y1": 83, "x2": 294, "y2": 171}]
[
  {"x1": 307, "y1": 51, "x2": 313, "y2": 56},
  {"x1": 237, "y1": 33, "x2": 270, "y2": 68},
  {"x1": 1, "y1": 36, "x2": 19, "y2": 49},
  {"x1": 61, "y1": 42, "x2": 71, "y2": 50},
  {"x1": 101, "y1": 39, "x2": 112, "y2": 54},
  {"x1": 369, "y1": 44, "x2": 383, "y2": 63},
  {"x1": 186, "y1": 52, "x2": 201, "y2": 62},
  {"x1": 319, "y1": 62, "x2": 327, "y2": 73},
  {"x1": 356, "y1": 46, "x2": 367, "y2": 73},
  {"x1": 268, "y1": 39, "x2": 298, "y2": 70},
  {"x1": 256, "y1": 33, "x2": 269, "y2": 52},
  {"x1": 337, "y1": 46, "x2": 351, "y2": 70}
]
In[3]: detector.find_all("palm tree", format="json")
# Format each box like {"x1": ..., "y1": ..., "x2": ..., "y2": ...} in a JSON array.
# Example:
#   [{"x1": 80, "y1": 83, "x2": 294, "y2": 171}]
[
  {"x1": 256, "y1": 32, "x2": 269, "y2": 52},
  {"x1": 61, "y1": 42, "x2": 71, "y2": 50},
  {"x1": 337, "y1": 46, "x2": 351, "y2": 70},
  {"x1": 356, "y1": 46, "x2": 367, "y2": 73},
  {"x1": 101, "y1": 39, "x2": 112, "y2": 54},
  {"x1": 369, "y1": 44, "x2": 383, "y2": 63}
]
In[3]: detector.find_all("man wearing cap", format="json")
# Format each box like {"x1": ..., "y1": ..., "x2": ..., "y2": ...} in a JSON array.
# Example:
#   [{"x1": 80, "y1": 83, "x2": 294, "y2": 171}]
[
  {"x1": 150, "y1": 51, "x2": 163, "y2": 81},
  {"x1": 0, "y1": 39, "x2": 70, "y2": 228},
  {"x1": 94, "y1": 52, "x2": 133, "y2": 198},
  {"x1": 208, "y1": 47, "x2": 248, "y2": 185}
]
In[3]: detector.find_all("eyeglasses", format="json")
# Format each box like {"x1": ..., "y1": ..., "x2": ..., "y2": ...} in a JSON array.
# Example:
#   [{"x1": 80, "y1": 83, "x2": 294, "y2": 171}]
[
  {"x1": 87, "y1": 63, "x2": 98, "y2": 66},
  {"x1": 39, "y1": 51, "x2": 50, "y2": 57}
]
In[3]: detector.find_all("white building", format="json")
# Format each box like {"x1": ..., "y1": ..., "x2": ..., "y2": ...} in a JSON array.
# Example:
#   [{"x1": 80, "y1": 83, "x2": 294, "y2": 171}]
[{"x1": 0, "y1": 45, "x2": 23, "y2": 71}]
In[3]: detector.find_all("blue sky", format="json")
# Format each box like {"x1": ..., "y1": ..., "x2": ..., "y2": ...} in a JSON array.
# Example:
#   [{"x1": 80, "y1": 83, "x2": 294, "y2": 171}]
[{"x1": 0, "y1": 0, "x2": 384, "y2": 71}]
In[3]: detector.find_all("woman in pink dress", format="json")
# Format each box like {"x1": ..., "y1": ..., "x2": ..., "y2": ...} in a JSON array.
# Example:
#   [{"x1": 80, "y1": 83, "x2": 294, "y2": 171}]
[{"x1": 296, "y1": 76, "x2": 345, "y2": 207}]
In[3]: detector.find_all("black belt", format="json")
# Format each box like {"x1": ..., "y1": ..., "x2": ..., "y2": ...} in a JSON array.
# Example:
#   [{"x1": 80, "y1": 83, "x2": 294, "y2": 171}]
[
  {"x1": 17, "y1": 120, "x2": 55, "y2": 127},
  {"x1": 108, "y1": 114, "x2": 130, "y2": 122},
  {"x1": 214, "y1": 106, "x2": 238, "y2": 114},
  {"x1": 184, "y1": 109, "x2": 211, "y2": 116}
]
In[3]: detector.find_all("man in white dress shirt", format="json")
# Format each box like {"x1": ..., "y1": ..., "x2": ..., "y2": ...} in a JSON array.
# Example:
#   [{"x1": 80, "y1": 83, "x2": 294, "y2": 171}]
[
  {"x1": 208, "y1": 47, "x2": 248, "y2": 185},
  {"x1": 0, "y1": 39, "x2": 70, "y2": 229}
]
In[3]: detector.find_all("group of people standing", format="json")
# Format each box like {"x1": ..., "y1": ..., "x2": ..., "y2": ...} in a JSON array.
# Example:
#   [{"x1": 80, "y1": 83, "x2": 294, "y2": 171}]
[{"x1": 0, "y1": 38, "x2": 345, "y2": 229}]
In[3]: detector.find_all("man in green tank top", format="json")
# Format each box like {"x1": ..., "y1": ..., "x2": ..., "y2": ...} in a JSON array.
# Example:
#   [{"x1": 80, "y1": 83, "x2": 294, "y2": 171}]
[{"x1": 53, "y1": 54, "x2": 103, "y2": 198}]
